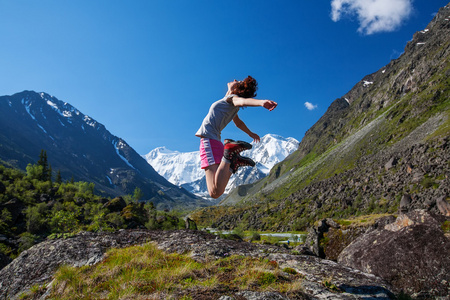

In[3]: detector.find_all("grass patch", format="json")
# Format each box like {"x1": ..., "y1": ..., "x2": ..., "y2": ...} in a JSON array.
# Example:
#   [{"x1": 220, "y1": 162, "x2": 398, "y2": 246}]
[
  {"x1": 442, "y1": 221, "x2": 450, "y2": 234},
  {"x1": 50, "y1": 243, "x2": 305, "y2": 299},
  {"x1": 334, "y1": 213, "x2": 394, "y2": 227}
]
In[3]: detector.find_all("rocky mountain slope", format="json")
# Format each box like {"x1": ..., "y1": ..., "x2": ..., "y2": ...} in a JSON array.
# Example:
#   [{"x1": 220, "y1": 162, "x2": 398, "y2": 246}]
[
  {"x1": 193, "y1": 4, "x2": 450, "y2": 225},
  {"x1": 0, "y1": 91, "x2": 202, "y2": 209},
  {"x1": 143, "y1": 134, "x2": 299, "y2": 198}
]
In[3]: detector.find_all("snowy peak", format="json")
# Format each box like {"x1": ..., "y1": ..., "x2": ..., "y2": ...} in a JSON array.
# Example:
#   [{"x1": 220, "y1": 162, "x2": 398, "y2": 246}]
[
  {"x1": 145, "y1": 147, "x2": 180, "y2": 160},
  {"x1": 247, "y1": 134, "x2": 299, "y2": 174},
  {"x1": 143, "y1": 134, "x2": 299, "y2": 198},
  {"x1": 17, "y1": 91, "x2": 105, "y2": 134},
  {"x1": 143, "y1": 147, "x2": 202, "y2": 186}
]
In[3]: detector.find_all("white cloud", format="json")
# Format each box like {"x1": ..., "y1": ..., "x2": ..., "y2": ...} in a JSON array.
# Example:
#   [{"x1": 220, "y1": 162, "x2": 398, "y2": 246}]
[
  {"x1": 304, "y1": 102, "x2": 318, "y2": 110},
  {"x1": 331, "y1": 0, "x2": 413, "y2": 35}
]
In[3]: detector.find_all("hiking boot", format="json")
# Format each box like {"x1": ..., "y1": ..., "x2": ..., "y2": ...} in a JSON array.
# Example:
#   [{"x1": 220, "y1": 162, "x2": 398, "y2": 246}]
[
  {"x1": 224, "y1": 138, "x2": 235, "y2": 145},
  {"x1": 230, "y1": 154, "x2": 255, "y2": 174},
  {"x1": 223, "y1": 140, "x2": 252, "y2": 161}
]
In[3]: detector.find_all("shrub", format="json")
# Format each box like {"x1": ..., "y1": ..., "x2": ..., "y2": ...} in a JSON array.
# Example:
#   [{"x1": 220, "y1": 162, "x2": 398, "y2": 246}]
[
  {"x1": 18, "y1": 232, "x2": 39, "y2": 252},
  {"x1": 250, "y1": 231, "x2": 261, "y2": 242},
  {"x1": 283, "y1": 267, "x2": 297, "y2": 275},
  {"x1": 50, "y1": 210, "x2": 79, "y2": 233},
  {"x1": 26, "y1": 203, "x2": 48, "y2": 234},
  {"x1": 256, "y1": 272, "x2": 277, "y2": 286}
]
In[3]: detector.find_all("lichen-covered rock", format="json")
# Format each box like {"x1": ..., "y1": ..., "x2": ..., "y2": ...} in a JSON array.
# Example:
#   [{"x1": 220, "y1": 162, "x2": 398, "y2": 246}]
[
  {"x1": 338, "y1": 210, "x2": 450, "y2": 297},
  {"x1": 269, "y1": 253, "x2": 393, "y2": 299},
  {"x1": 0, "y1": 229, "x2": 395, "y2": 300},
  {"x1": 0, "y1": 230, "x2": 156, "y2": 299},
  {"x1": 436, "y1": 195, "x2": 450, "y2": 216}
]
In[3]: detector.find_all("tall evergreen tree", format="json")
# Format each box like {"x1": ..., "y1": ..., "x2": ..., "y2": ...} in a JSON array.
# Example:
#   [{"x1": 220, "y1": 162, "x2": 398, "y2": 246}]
[
  {"x1": 37, "y1": 150, "x2": 50, "y2": 181},
  {"x1": 56, "y1": 170, "x2": 62, "y2": 184},
  {"x1": 48, "y1": 164, "x2": 53, "y2": 183}
]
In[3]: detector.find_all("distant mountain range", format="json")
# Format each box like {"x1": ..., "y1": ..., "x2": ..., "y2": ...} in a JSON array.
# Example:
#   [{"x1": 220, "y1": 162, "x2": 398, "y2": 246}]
[
  {"x1": 0, "y1": 91, "x2": 204, "y2": 210},
  {"x1": 143, "y1": 134, "x2": 299, "y2": 199}
]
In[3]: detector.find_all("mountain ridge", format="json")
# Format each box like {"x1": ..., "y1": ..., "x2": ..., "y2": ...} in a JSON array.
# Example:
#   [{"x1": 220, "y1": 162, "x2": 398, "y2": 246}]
[
  {"x1": 0, "y1": 91, "x2": 204, "y2": 210},
  {"x1": 192, "y1": 3, "x2": 450, "y2": 228}
]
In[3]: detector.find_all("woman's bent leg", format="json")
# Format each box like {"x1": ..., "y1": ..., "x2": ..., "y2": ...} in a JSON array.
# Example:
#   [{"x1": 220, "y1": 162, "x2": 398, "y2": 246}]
[{"x1": 204, "y1": 161, "x2": 232, "y2": 199}]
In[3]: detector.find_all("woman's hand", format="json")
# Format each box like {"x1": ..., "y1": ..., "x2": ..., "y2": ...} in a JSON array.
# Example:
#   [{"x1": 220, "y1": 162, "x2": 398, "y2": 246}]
[
  {"x1": 262, "y1": 100, "x2": 278, "y2": 111},
  {"x1": 249, "y1": 132, "x2": 260, "y2": 143}
]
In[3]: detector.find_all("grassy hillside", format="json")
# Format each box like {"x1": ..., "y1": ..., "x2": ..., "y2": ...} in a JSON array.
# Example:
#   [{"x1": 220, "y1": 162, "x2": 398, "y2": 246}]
[{"x1": 191, "y1": 4, "x2": 450, "y2": 231}]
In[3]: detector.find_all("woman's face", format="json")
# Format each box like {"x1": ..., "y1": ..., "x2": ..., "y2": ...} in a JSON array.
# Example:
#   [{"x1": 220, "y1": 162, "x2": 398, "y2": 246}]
[{"x1": 227, "y1": 79, "x2": 240, "y2": 91}]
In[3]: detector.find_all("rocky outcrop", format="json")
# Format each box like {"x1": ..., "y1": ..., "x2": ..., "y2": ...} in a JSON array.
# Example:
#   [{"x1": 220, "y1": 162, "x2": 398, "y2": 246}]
[
  {"x1": 304, "y1": 218, "x2": 340, "y2": 258},
  {"x1": 304, "y1": 216, "x2": 396, "y2": 261},
  {"x1": 0, "y1": 229, "x2": 395, "y2": 300},
  {"x1": 338, "y1": 210, "x2": 450, "y2": 298}
]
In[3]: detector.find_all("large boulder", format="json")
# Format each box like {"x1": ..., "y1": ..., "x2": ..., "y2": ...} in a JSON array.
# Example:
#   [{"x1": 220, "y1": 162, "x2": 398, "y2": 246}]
[
  {"x1": 305, "y1": 216, "x2": 396, "y2": 261},
  {"x1": 0, "y1": 230, "x2": 156, "y2": 299},
  {"x1": 338, "y1": 210, "x2": 450, "y2": 298},
  {"x1": 0, "y1": 229, "x2": 396, "y2": 300}
]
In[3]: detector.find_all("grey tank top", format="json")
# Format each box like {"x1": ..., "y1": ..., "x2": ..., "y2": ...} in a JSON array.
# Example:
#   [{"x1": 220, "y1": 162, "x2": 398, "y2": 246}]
[{"x1": 195, "y1": 94, "x2": 240, "y2": 141}]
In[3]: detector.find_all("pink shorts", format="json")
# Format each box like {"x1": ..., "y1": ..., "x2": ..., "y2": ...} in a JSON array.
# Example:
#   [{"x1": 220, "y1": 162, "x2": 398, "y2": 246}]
[{"x1": 199, "y1": 138, "x2": 224, "y2": 169}]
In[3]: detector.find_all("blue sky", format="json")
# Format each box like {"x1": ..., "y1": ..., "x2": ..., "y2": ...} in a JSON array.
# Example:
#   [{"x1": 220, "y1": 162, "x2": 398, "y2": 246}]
[{"x1": 0, "y1": 0, "x2": 447, "y2": 154}]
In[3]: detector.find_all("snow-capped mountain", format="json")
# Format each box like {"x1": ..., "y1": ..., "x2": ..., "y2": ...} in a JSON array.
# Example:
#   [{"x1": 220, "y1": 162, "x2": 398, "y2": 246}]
[
  {"x1": 143, "y1": 134, "x2": 299, "y2": 198},
  {"x1": 143, "y1": 147, "x2": 203, "y2": 187}
]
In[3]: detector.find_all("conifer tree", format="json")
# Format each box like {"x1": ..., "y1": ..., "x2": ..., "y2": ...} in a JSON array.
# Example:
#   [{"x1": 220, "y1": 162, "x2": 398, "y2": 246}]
[
  {"x1": 133, "y1": 187, "x2": 144, "y2": 202},
  {"x1": 56, "y1": 170, "x2": 62, "y2": 184},
  {"x1": 37, "y1": 150, "x2": 50, "y2": 181},
  {"x1": 48, "y1": 164, "x2": 53, "y2": 183}
]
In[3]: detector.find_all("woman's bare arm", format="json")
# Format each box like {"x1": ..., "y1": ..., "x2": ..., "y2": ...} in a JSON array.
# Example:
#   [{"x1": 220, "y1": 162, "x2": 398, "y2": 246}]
[{"x1": 231, "y1": 96, "x2": 277, "y2": 111}]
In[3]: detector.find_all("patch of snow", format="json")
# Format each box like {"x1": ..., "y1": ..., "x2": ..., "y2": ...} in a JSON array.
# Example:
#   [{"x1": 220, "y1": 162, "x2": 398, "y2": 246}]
[
  {"x1": 382, "y1": 69, "x2": 386, "y2": 74},
  {"x1": 37, "y1": 123, "x2": 47, "y2": 134},
  {"x1": 363, "y1": 81, "x2": 373, "y2": 87},
  {"x1": 23, "y1": 99, "x2": 36, "y2": 120},
  {"x1": 106, "y1": 175, "x2": 114, "y2": 186},
  {"x1": 46, "y1": 100, "x2": 58, "y2": 110},
  {"x1": 84, "y1": 115, "x2": 96, "y2": 127},
  {"x1": 345, "y1": 98, "x2": 350, "y2": 104},
  {"x1": 62, "y1": 111, "x2": 72, "y2": 118},
  {"x1": 113, "y1": 140, "x2": 136, "y2": 170},
  {"x1": 416, "y1": 42, "x2": 426, "y2": 45}
]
